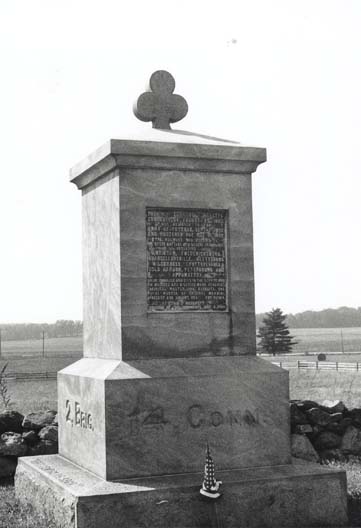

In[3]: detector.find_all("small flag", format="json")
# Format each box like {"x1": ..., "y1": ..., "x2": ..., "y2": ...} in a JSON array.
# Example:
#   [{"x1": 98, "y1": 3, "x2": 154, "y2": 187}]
[{"x1": 200, "y1": 443, "x2": 222, "y2": 499}]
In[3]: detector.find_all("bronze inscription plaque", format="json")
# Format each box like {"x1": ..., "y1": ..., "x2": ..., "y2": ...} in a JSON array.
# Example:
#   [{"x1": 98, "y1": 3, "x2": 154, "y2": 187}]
[{"x1": 146, "y1": 208, "x2": 227, "y2": 312}]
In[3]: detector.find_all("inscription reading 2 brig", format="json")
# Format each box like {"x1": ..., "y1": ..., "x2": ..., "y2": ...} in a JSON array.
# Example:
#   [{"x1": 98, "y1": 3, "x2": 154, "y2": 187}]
[
  {"x1": 146, "y1": 208, "x2": 227, "y2": 311},
  {"x1": 65, "y1": 400, "x2": 94, "y2": 431}
]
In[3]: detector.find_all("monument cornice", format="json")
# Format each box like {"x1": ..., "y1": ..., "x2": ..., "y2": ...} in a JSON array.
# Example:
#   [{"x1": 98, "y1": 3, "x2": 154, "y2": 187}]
[{"x1": 70, "y1": 138, "x2": 267, "y2": 190}]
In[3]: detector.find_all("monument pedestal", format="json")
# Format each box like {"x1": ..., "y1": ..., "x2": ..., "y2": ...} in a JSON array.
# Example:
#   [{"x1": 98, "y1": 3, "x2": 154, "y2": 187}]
[
  {"x1": 16, "y1": 455, "x2": 347, "y2": 528},
  {"x1": 57, "y1": 356, "x2": 292, "y2": 480}
]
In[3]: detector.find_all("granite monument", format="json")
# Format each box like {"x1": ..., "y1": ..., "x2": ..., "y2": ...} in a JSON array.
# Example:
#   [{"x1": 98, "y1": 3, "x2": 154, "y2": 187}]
[{"x1": 15, "y1": 70, "x2": 348, "y2": 527}]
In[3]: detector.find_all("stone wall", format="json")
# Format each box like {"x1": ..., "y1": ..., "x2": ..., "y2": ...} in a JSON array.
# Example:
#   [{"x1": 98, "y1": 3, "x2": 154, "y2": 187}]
[
  {"x1": 291, "y1": 399, "x2": 361, "y2": 462},
  {"x1": 0, "y1": 409, "x2": 58, "y2": 478}
]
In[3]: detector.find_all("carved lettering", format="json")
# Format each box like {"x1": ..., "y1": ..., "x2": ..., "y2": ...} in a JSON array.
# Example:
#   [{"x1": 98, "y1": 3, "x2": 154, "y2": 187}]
[
  {"x1": 187, "y1": 404, "x2": 205, "y2": 428},
  {"x1": 65, "y1": 399, "x2": 72, "y2": 425},
  {"x1": 65, "y1": 400, "x2": 94, "y2": 431},
  {"x1": 146, "y1": 208, "x2": 228, "y2": 311},
  {"x1": 227, "y1": 410, "x2": 243, "y2": 425},
  {"x1": 32, "y1": 459, "x2": 79, "y2": 487},
  {"x1": 210, "y1": 411, "x2": 224, "y2": 427},
  {"x1": 123, "y1": 395, "x2": 260, "y2": 438},
  {"x1": 128, "y1": 392, "x2": 168, "y2": 436},
  {"x1": 187, "y1": 405, "x2": 259, "y2": 429},
  {"x1": 75, "y1": 401, "x2": 81, "y2": 426}
]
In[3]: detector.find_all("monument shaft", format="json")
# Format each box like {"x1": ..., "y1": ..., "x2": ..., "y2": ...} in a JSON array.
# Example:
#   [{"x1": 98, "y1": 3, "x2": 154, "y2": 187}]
[{"x1": 71, "y1": 139, "x2": 266, "y2": 361}]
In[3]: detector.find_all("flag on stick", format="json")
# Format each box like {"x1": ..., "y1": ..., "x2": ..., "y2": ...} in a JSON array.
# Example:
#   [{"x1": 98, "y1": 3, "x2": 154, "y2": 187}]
[{"x1": 200, "y1": 443, "x2": 222, "y2": 500}]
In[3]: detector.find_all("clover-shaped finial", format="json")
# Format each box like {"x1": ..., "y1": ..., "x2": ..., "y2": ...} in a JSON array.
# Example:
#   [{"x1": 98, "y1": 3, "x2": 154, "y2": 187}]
[{"x1": 134, "y1": 70, "x2": 188, "y2": 130}]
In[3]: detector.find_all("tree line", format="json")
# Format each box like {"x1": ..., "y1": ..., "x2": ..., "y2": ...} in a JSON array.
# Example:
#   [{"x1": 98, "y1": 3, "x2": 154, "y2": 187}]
[
  {"x1": 256, "y1": 306, "x2": 361, "y2": 329},
  {"x1": 0, "y1": 320, "x2": 83, "y2": 341}
]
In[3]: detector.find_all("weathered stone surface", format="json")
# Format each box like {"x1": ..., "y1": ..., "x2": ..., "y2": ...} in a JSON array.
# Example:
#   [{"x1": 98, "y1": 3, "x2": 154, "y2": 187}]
[
  {"x1": 22, "y1": 410, "x2": 57, "y2": 431},
  {"x1": 0, "y1": 456, "x2": 17, "y2": 478},
  {"x1": 296, "y1": 400, "x2": 319, "y2": 412},
  {"x1": 290, "y1": 402, "x2": 308, "y2": 425},
  {"x1": 341, "y1": 426, "x2": 361, "y2": 455},
  {"x1": 321, "y1": 400, "x2": 346, "y2": 414},
  {"x1": 347, "y1": 408, "x2": 361, "y2": 427},
  {"x1": 306, "y1": 407, "x2": 332, "y2": 427},
  {"x1": 0, "y1": 432, "x2": 27, "y2": 456},
  {"x1": 308, "y1": 424, "x2": 325, "y2": 441},
  {"x1": 294, "y1": 424, "x2": 313, "y2": 434},
  {"x1": 28, "y1": 440, "x2": 58, "y2": 456},
  {"x1": 339, "y1": 417, "x2": 353, "y2": 431},
  {"x1": 38, "y1": 426, "x2": 58, "y2": 443},
  {"x1": 328, "y1": 412, "x2": 344, "y2": 423},
  {"x1": 15, "y1": 455, "x2": 348, "y2": 528},
  {"x1": 313, "y1": 432, "x2": 342, "y2": 451},
  {"x1": 319, "y1": 449, "x2": 346, "y2": 462},
  {"x1": 0, "y1": 410, "x2": 24, "y2": 434},
  {"x1": 22, "y1": 430, "x2": 38, "y2": 445},
  {"x1": 291, "y1": 434, "x2": 319, "y2": 462},
  {"x1": 292, "y1": 424, "x2": 313, "y2": 434},
  {"x1": 59, "y1": 357, "x2": 291, "y2": 480},
  {"x1": 327, "y1": 421, "x2": 348, "y2": 435}
]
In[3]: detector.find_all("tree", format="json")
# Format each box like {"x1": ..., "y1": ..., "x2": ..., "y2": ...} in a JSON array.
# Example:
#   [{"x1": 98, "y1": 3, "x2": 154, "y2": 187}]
[{"x1": 257, "y1": 308, "x2": 297, "y2": 355}]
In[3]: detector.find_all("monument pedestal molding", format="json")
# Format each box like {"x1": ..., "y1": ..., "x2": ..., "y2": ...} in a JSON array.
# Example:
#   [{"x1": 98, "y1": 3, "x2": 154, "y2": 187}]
[
  {"x1": 15, "y1": 72, "x2": 348, "y2": 527},
  {"x1": 16, "y1": 455, "x2": 347, "y2": 528}
]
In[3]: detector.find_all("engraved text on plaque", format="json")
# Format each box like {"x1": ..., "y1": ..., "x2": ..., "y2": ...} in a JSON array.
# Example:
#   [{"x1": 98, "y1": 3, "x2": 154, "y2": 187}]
[{"x1": 146, "y1": 208, "x2": 227, "y2": 311}]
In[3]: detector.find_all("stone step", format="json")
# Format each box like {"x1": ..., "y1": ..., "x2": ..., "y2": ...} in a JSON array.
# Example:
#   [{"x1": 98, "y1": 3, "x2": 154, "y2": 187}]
[{"x1": 15, "y1": 455, "x2": 348, "y2": 528}]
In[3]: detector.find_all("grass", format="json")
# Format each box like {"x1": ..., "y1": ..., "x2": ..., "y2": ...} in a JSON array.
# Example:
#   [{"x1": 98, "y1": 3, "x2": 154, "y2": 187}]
[
  {"x1": 0, "y1": 355, "x2": 80, "y2": 374},
  {"x1": 288, "y1": 327, "x2": 361, "y2": 354},
  {"x1": 5, "y1": 379, "x2": 57, "y2": 414},
  {"x1": 0, "y1": 481, "x2": 56, "y2": 528},
  {"x1": 0, "y1": 336, "x2": 82, "y2": 358},
  {"x1": 325, "y1": 458, "x2": 361, "y2": 527}
]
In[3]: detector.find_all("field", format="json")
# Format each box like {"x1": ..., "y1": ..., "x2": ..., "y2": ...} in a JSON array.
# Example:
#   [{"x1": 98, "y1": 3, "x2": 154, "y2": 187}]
[
  {"x1": 0, "y1": 336, "x2": 82, "y2": 358},
  {"x1": 286, "y1": 327, "x2": 361, "y2": 354},
  {"x1": 1, "y1": 327, "x2": 360, "y2": 359},
  {"x1": 0, "y1": 327, "x2": 358, "y2": 412},
  {"x1": 257, "y1": 327, "x2": 361, "y2": 357}
]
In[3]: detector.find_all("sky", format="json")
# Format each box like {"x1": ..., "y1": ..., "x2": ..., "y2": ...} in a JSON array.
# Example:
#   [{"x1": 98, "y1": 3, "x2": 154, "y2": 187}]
[{"x1": 0, "y1": 0, "x2": 360, "y2": 323}]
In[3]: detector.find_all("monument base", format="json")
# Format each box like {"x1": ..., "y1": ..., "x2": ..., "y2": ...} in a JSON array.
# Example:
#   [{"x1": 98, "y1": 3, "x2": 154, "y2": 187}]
[{"x1": 15, "y1": 455, "x2": 348, "y2": 528}]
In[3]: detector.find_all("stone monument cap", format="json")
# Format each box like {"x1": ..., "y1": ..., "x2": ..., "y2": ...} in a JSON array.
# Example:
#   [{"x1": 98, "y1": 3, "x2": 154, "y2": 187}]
[{"x1": 69, "y1": 130, "x2": 266, "y2": 188}]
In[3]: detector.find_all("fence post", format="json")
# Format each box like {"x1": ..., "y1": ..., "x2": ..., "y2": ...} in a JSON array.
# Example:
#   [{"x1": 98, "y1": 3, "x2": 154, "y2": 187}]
[
  {"x1": 42, "y1": 331, "x2": 45, "y2": 358},
  {"x1": 336, "y1": 362, "x2": 338, "y2": 371},
  {"x1": 357, "y1": 362, "x2": 359, "y2": 372},
  {"x1": 297, "y1": 360, "x2": 300, "y2": 370},
  {"x1": 316, "y1": 361, "x2": 319, "y2": 370}
]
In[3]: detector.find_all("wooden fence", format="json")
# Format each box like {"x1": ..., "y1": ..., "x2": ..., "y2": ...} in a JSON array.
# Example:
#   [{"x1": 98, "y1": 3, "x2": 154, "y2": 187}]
[
  {"x1": 272, "y1": 360, "x2": 361, "y2": 372},
  {"x1": 4, "y1": 361, "x2": 361, "y2": 380},
  {"x1": 4, "y1": 371, "x2": 57, "y2": 381}
]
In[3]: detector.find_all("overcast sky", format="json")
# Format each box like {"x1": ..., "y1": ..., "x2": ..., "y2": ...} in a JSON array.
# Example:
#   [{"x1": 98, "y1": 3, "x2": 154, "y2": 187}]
[{"x1": 0, "y1": 1, "x2": 360, "y2": 323}]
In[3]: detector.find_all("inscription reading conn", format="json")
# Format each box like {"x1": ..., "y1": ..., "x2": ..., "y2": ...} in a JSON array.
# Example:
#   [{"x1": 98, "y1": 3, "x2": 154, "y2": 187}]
[{"x1": 146, "y1": 208, "x2": 227, "y2": 311}]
